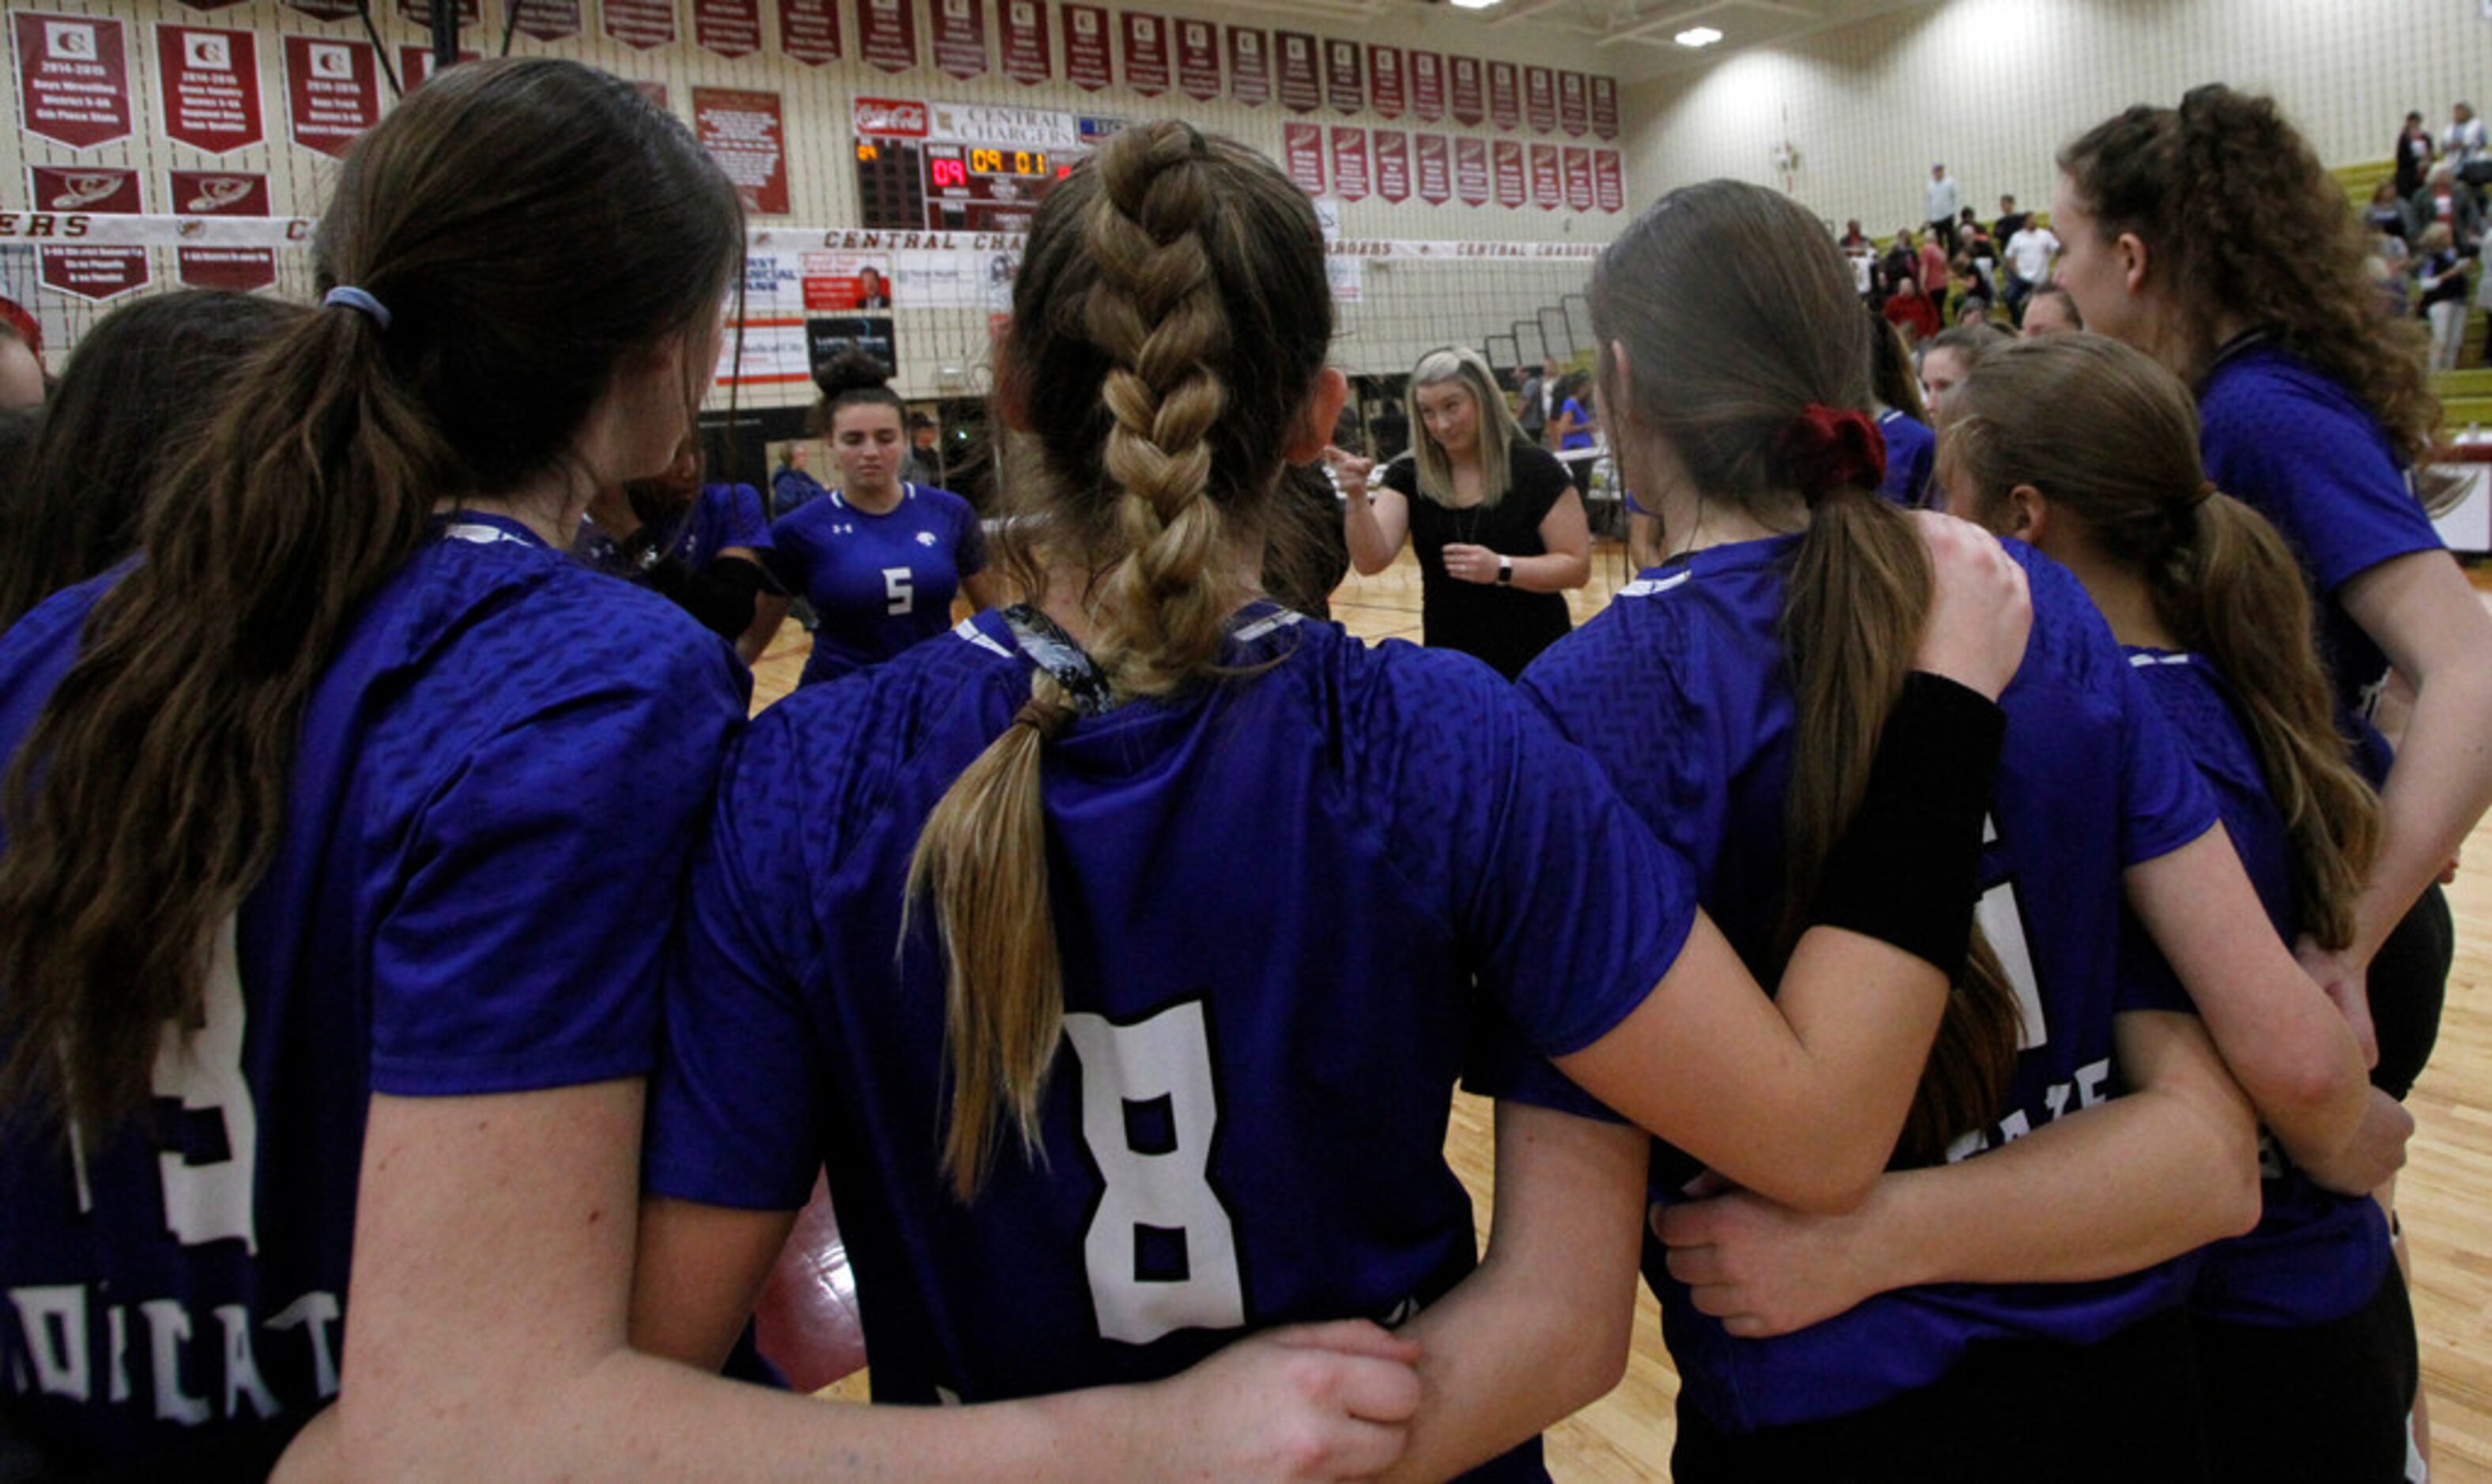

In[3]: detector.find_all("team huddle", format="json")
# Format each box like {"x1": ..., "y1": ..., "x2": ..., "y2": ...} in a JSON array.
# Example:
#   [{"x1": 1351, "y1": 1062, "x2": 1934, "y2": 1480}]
[{"x1": 0, "y1": 58, "x2": 2480, "y2": 1484}]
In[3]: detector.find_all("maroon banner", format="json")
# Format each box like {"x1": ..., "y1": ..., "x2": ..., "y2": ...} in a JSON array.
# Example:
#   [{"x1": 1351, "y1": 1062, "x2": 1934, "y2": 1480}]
[
  {"x1": 858, "y1": 0, "x2": 918, "y2": 71},
  {"x1": 1174, "y1": 17, "x2": 1217, "y2": 101},
  {"x1": 1495, "y1": 139, "x2": 1526, "y2": 209},
  {"x1": 1593, "y1": 147, "x2": 1622, "y2": 213},
  {"x1": 1000, "y1": 0, "x2": 1048, "y2": 83},
  {"x1": 283, "y1": 0, "x2": 362, "y2": 21},
  {"x1": 1487, "y1": 60, "x2": 1519, "y2": 131},
  {"x1": 512, "y1": 0, "x2": 583, "y2": 40},
  {"x1": 1281, "y1": 121, "x2": 1323, "y2": 196},
  {"x1": 1590, "y1": 73, "x2": 1618, "y2": 139},
  {"x1": 175, "y1": 0, "x2": 251, "y2": 10},
  {"x1": 1565, "y1": 146, "x2": 1594, "y2": 211},
  {"x1": 398, "y1": 45, "x2": 478, "y2": 89},
  {"x1": 397, "y1": 0, "x2": 480, "y2": 22},
  {"x1": 1120, "y1": 11, "x2": 1166, "y2": 96},
  {"x1": 1367, "y1": 44, "x2": 1404, "y2": 119},
  {"x1": 172, "y1": 168, "x2": 275, "y2": 292},
  {"x1": 1528, "y1": 141, "x2": 1559, "y2": 209},
  {"x1": 1448, "y1": 54, "x2": 1482, "y2": 127},
  {"x1": 694, "y1": 0, "x2": 763, "y2": 55},
  {"x1": 1454, "y1": 135, "x2": 1488, "y2": 206},
  {"x1": 283, "y1": 36, "x2": 379, "y2": 157},
  {"x1": 694, "y1": 86, "x2": 787, "y2": 213},
  {"x1": 1558, "y1": 70, "x2": 1588, "y2": 136},
  {"x1": 780, "y1": 0, "x2": 840, "y2": 62},
  {"x1": 1227, "y1": 25, "x2": 1267, "y2": 107},
  {"x1": 14, "y1": 13, "x2": 132, "y2": 151},
  {"x1": 1061, "y1": 4, "x2": 1108, "y2": 89},
  {"x1": 1329, "y1": 126, "x2": 1367, "y2": 201},
  {"x1": 1323, "y1": 36, "x2": 1360, "y2": 115},
  {"x1": 29, "y1": 166, "x2": 147, "y2": 302},
  {"x1": 1373, "y1": 128, "x2": 1408, "y2": 203},
  {"x1": 1523, "y1": 65, "x2": 1554, "y2": 134},
  {"x1": 931, "y1": 0, "x2": 985, "y2": 77},
  {"x1": 1274, "y1": 31, "x2": 1318, "y2": 113},
  {"x1": 604, "y1": 0, "x2": 676, "y2": 49},
  {"x1": 1408, "y1": 50, "x2": 1442, "y2": 123},
  {"x1": 1414, "y1": 131, "x2": 1449, "y2": 204},
  {"x1": 156, "y1": 25, "x2": 262, "y2": 154}
]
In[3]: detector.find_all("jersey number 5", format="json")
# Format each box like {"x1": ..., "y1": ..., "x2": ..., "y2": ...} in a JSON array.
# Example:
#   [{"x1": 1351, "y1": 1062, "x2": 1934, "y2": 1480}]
[
  {"x1": 1063, "y1": 1004, "x2": 1245, "y2": 1345},
  {"x1": 882, "y1": 567, "x2": 914, "y2": 615}
]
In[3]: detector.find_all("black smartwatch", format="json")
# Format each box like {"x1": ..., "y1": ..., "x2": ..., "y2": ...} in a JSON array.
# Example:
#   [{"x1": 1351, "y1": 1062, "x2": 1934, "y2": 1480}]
[{"x1": 1496, "y1": 556, "x2": 1514, "y2": 586}]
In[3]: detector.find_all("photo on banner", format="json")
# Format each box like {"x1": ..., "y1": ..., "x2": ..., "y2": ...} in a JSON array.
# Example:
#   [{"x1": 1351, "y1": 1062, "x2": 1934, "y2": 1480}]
[{"x1": 806, "y1": 315, "x2": 899, "y2": 384}]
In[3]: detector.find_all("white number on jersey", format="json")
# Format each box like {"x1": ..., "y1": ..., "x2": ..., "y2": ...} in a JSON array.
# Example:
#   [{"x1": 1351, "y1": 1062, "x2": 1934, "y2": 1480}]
[
  {"x1": 1062, "y1": 1004, "x2": 1244, "y2": 1344},
  {"x1": 882, "y1": 567, "x2": 914, "y2": 615},
  {"x1": 147, "y1": 916, "x2": 260, "y2": 1253},
  {"x1": 1973, "y1": 814, "x2": 2048, "y2": 1052}
]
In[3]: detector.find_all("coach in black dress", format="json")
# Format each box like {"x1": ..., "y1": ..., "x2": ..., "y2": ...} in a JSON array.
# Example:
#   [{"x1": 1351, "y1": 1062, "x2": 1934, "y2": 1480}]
[{"x1": 1337, "y1": 346, "x2": 1592, "y2": 680}]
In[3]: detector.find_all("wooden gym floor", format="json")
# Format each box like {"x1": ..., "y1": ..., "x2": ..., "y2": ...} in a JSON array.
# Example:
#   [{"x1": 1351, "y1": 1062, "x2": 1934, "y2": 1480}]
[{"x1": 744, "y1": 544, "x2": 2492, "y2": 1482}]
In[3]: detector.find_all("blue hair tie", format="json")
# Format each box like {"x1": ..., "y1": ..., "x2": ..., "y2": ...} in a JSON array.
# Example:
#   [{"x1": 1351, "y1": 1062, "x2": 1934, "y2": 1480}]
[{"x1": 322, "y1": 285, "x2": 391, "y2": 330}]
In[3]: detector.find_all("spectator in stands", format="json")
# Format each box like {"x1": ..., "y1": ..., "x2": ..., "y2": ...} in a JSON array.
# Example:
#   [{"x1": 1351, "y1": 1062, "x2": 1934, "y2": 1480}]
[
  {"x1": 1917, "y1": 232, "x2": 1951, "y2": 310},
  {"x1": 1840, "y1": 218, "x2": 1872, "y2": 251},
  {"x1": 1918, "y1": 322, "x2": 2011, "y2": 427},
  {"x1": 2396, "y1": 111, "x2": 2436, "y2": 201},
  {"x1": 0, "y1": 319, "x2": 43, "y2": 412},
  {"x1": 2022, "y1": 283, "x2": 2084, "y2": 336},
  {"x1": 771, "y1": 442, "x2": 827, "y2": 517},
  {"x1": 901, "y1": 411, "x2": 944, "y2": 487},
  {"x1": 1550, "y1": 371, "x2": 1598, "y2": 451},
  {"x1": 2443, "y1": 102, "x2": 2488, "y2": 198},
  {"x1": 1926, "y1": 162, "x2": 1961, "y2": 252},
  {"x1": 1994, "y1": 193, "x2": 2029, "y2": 243},
  {"x1": 2407, "y1": 160, "x2": 2482, "y2": 252},
  {"x1": 2415, "y1": 223, "x2": 2471, "y2": 371},
  {"x1": 1882, "y1": 272, "x2": 1942, "y2": 346},
  {"x1": 2004, "y1": 216, "x2": 2063, "y2": 324},
  {"x1": 2365, "y1": 179, "x2": 2412, "y2": 243},
  {"x1": 1947, "y1": 254, "x2": 1995, "y2": 322},
  {"x1": 1881, "y1": 231, "x2": 1919, "y2": 308}
]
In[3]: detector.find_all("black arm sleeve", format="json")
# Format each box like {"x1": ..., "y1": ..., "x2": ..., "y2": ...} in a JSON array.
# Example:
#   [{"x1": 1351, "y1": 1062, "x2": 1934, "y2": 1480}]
[{"x1": 641, "y1": 552, "x2": 770, "y2": 641}]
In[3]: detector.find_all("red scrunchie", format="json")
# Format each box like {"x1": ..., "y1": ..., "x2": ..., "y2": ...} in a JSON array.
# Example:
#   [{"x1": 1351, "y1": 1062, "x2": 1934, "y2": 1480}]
[{"x1": 1776, "y1": 404, "x2": 1887, "y2": 498}]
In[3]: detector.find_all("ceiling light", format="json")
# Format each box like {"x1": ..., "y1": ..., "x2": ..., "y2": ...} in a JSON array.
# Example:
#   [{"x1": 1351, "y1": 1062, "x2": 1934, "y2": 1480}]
[
  {"x1": 1449, "y1": 0, "x2": 1502, "y2": 10},
  {"x1": 1675, "y1": 24, "x2": 1722, "y2": 45}
]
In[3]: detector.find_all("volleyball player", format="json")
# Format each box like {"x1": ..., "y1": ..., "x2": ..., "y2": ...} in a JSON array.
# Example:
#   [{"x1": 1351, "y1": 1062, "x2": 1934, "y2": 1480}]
[
  {"x1": 577, "y1": 442, "x2": 788, "y2": 664},
  {"x1": 631, "y1": 123, "x2": 2030, "y2": 1482},
  {"x1": 1515, "y1": 180, "x2": 2396, "y2": 1482},
  {"x1": 767, "y1": 351, "x2": 999, "y2": 687},
  {"x1": 0, "y1": 63, "x2": 1433, "y2": 1478},
  {"x1": 1943, "y1": 333, "x2": 2413, "y2": 1481},
  {"x1": 1868, "y1": 312, "x2": 1936, "y2": 504}
]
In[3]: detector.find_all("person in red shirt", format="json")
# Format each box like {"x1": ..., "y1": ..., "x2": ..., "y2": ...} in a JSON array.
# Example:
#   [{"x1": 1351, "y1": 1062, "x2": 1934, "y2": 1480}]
[{"x1": 1882, "y1": 273, "x2": 1942, "y2": 345}]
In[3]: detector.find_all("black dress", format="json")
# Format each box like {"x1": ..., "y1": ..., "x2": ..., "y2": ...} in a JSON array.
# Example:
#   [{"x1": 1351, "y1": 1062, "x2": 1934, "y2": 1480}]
[{"x1": 1380, "y1": 442, "x2": 1576, "y2": 680}]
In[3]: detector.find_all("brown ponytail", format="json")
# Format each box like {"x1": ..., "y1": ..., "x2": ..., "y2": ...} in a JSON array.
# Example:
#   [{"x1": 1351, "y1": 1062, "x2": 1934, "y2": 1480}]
[
  {"x1": 1945, "y1": 333, "x2": 2379, "y2": 951},
  {"x1": 1593, "y1": 180, "x2": 2019, "y2": 1166},
  {"x1": 907, "y1": 122, "x2": 1332, "y2": 1199},
  {"x1": 0, "y1": 59, "x2": 744, "y2": 1144}
]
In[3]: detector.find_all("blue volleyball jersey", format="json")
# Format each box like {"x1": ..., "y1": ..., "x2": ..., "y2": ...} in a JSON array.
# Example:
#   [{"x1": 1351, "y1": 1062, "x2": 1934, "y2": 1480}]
[
  {"x1": 766, "y1": 484, "x2": 987, "y2": 688},
  {"x1": 2198, "y1": 335, "x2": 2445, "y2": 784},
  {"x1": 644, "y1": 609, "x2": 1700, "y2": 1481},
  {"x1": 575, "y1": 482, "x2": 773, "y2": 579},
  {"x1": 1876, "y1": 409, "x2": 1936, "y2": 506},
  {"x1": 1518, "y1": 535, "x2": 2219, "y2": 1433},
  {"x1": 2123, "y1": 650, "x2": 2392, "y2": 1328},
  {"x1": 0, "y1": 515, "x2": 746, "y2": 1469}
]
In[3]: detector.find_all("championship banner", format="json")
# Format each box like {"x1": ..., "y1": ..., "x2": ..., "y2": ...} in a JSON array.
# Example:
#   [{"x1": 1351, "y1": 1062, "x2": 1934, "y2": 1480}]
[
  {"x1": 1121, "y1": 12, "x2": 1167, "y2": 96},
  {"x1": 1174, "y1": 18, "x2": 1218, "y2": 102},
  {"x1": 1590, "y1": 74, "x2": 1618, "y2": 139},
  {"x1": 1409, "y1": 50, "x2": 1442, "y2": 122},
  {"x1": 696, "y1": 0, "x2": 764, "y2": 58},
  {"x1": 398, "y1": 0, "x2": 481, "y2": 23},
  {"x1": 999, "y1": 0, "x2": 1048, "y2": 84},
  {"x1": 1524, "y1": 65, "x2": 1555, "y2": 134},
  {"x1": 14, "y1": 13, "x2": 132, "y2": 151},
  {"x1": 1414, "y1": 131, "x2": 1450, "y2": 205},
  {"x1": 1282, "y1": 121, "x2": 1324, "y2": 195},
  {"x1": 603, "y1": 0, "x2": 677, "y2": 50},
  {"x1": 283, "y1": 0, "x2": 361, "y2": 21},
  {"x1": 858, "y1": 0, "x2": 919, "y2": 73},
  {"x1": 694, "y1": 87, "x2": 790, "y2": 213},
  {"x1": 1493, "y1": 138, "x2": 1525, "y2": 209},
  {"x1": 1529, "y1": 141, "x2": 1559, "y2": 210},
  {"x1": 1275, "y1": 31, "x2": 1318, "y2": 113},
  {"x1": 1227, "y1": 25, "x2": 1268, "y2": 107},
  {"x1": 171, "y1": 169, "x2": 274, "y2": 291},
  {"x1": 932, "y1": 0, "x2": 986, "y2": 78},
  {"x1": 282, "y1": 36, "x2": 380, "y2": 159},
  {"x1": 1323, "y1": 36, "x2": 1361, "y2": 115},
  {"x1": 1373, "y1": 129, "x2": 1408, "y2": 203},
  {"x1": 1454, "y1": 135, "x2": 1488, "y2": 205},
  {"x1": 1558, "y1": 70, "x2": 1588, "y2": 137},
  {"x1": 1487, "y1": 59, "x2": 1519, "y2": 132},
  {"x1": 157, "y1": 24, "x2": 262, "y2": 154},
  {"x1": 1367, "y1": 44, "x2": 1404, "y2": 119},
  {"x1": 780, "y1": 0, "x2": 841, "y2": 63},
  {"x1": 1593, "y1": 147, "x2": 1623, "y2": 212},
  {"x1": 28, "y1": 167, "x2": 145, "y2": 302},
  {"x1": 512, "y1": 0, "x2": 585, "y2": 42},
  {"x1": 398, "y1": 46, "x2": 478, "y2": 90},
  {"x1": 1563, "y1": 145, "x2": 1593, "y2": 212},
  {"x1": 175, "y1": 0, "x2": 251, "y2": 12},
  {"x1": 1448, "y1": 54, "x2": 1481, "y2": 127},
  {"x1": 1329, "y1": 126, "x2": 1368, "y2": 202},
  {"x1": 1061, "y1": 4, "x2": 1109, "y2": 90}
]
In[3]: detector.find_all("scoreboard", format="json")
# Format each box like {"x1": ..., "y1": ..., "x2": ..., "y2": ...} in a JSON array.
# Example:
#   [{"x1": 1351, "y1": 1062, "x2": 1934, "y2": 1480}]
[{"x1": 854, "y1": 99, "x2": 1117, "y2": 234}]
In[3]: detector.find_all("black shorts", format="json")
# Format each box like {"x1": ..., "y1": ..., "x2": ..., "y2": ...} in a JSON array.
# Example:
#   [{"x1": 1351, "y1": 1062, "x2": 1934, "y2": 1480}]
[
  {"x1": 2193, "y1": 1264, "x2": 2418, "y2": 1484},
  {"x1": 2369, "y1": 882, "x2": 2452, "y2": 1100},
  {"x1": 1671, "y1": 1305, "x2": 2210, "y2": 1483}
]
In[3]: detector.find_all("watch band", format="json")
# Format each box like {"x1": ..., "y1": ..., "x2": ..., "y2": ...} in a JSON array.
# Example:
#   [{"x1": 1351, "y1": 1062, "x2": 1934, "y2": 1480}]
[{"x1": 1497, "y1": 555, "x2": 1514, "y2": 586}]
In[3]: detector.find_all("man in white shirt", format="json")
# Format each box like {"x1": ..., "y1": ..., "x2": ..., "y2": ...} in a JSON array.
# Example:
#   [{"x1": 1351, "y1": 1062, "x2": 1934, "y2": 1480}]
[
  {"x1": 2448, "y1": 102, "x2": 2489, "y2": 205},
  {"x1": 1925, "y1": 163, "x2": 1961, "y2": 253},
  {"x1": 2004, "y1": 221, "x2": 2060, "y2": 325}
]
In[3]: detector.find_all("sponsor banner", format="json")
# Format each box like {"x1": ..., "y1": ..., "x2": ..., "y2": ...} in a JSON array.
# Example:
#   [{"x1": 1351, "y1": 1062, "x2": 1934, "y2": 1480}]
[
  {"x1": 1408, "y1": 49, "x2": 1442, "y2": 122},
  {"x1": 801, "y1": 248, "x2": 893, "y2": 309},
  {"x1": 1447, "y1": 54, "x2": 1481, "y2": 126},
  {"x1": 858, "y1": 0, "x2": 918, "y2": 71},
  {"x1": 1453, "y1": 135, "x2": 1488, "y2": 205},
  {"x1": 1327, "y1": 255, "x2": 1361, "y2": 303},
  {"x1": 1227, "y1": 25, "x2": 1267, "y2": 107},
  {"x1": 171, "y1": 168, "x2": 273, "y2": 291},
  {"x1": 1061, "y1": 4, "x2": 1109, "y2": 90},
  {"x1": 15, "y1": 13, "x2": 132, "y2": 151},
  {"x1": 156, "y1": 24, "x2": 262, "y2": 154},
  {"x1": 927, "y1": 100, "x2": 1076, "y2": 146},
  {"x1": 398, "y1": 46, "x2": 480, "y2": 90},
  {"x1": 1323, "y1": 36, "x2": 1360, "y2": 115},
  {"x1": 1487, "y1": 59, "x2": 1518, "y2": 131},
  {"x1": 512, "y1": 0, "x2": 584, "y2": 41},
  {"x1": 1000, "y1": 0, "x2": 1050, "y2": 83},
  {"x1": 896, "y1": 246, "x2": 978, "y2": 306},
  {"x1": 1558, "y1": 70, "x2": 1588, "y2": 136},
  {"x1": 283, "y1": 36, "x2": 380, "y2": 158},
  {"x1": 695, "y1": 87, "x2": 790, "y2": 213},
  {"x1": 1174, "y1": 18, "x2": 1218, "y2": 101},
  {"x1": 1414, "y1": 131, "x2": 1450, "y2": 205},
  {"x1": 604, "y1": 0, "x2": 677, "y2": 49},
  {"x1": 1593, "y1": 146, "x2": 1622, "y2": 212},
  {"x1": 1524, "y1": 64, "x2": 1554, "y2": 133},
  {"x1": 696, "y1": 0, "x2": 764, "y2": 56},
  {"x1": 1373, "y1": 129, "x2": 1408, "y2": 203},
  {"x1": 1120, "y1": 11, "x2": 1166, "y2": 96},
  {"x1": 718, "y1": 253, "x2": 813, "y2": 386},
  {"x1": 1329, "y1": 126, "x2": 1367, "y2": 202},
  {"x1": 1282, "y1": 122, "x2": 1324, "y2": 196},
  {"x1": 29, "y1": 166, "x2": 145, "y2": 301},
  {"x1": 853, "y1": 95, "x2": 928, "y2": 135},
  {"x1": 931, "y1": 0, "x2": 986, "y2": 77},
  {"x1": 1563, "y1": 145, "x2": 1593, "y2": 211},
  {"x1": 1274, "y1": 30, "x2": 1318, "y2": 113},
  {"x1": 1589, "y1": 73, "x2": 1616, "y2": 138},
  {"x1": 1493, "y1": 138, "x2": 1525, "y2": 209},
  {"x1": 1529, "y1": 141, "x2": 1559, "y2": 210},
  {"x1": 781, "y1": 0, "x2": 841, "y2": 62}
]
